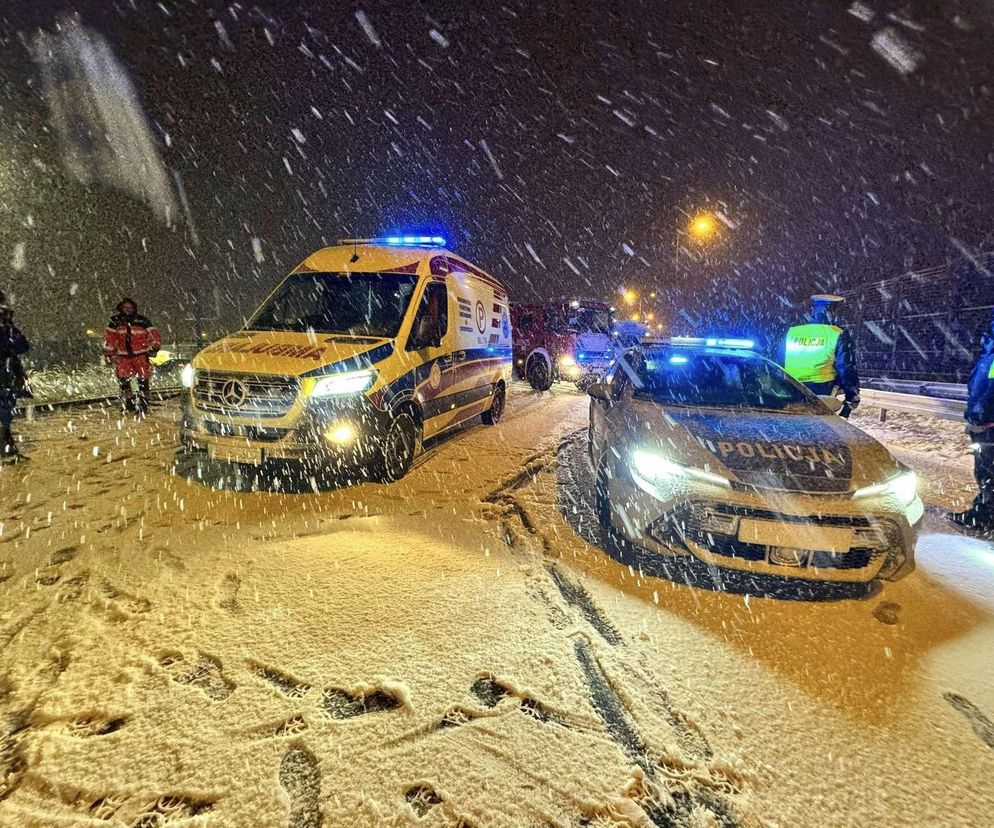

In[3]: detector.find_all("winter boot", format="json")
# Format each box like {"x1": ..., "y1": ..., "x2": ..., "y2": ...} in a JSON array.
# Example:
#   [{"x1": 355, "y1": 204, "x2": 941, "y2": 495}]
[
  {"x1": 135, "y1": 379, "x2": 151, "y2": 418},
  {"x1": 0, "y1": 428, "x2": 21, "y2": 464}
]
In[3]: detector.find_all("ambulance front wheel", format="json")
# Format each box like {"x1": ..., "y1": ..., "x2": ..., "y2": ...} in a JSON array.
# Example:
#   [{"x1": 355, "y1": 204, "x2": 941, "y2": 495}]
[
  {"x1": 373, "y1": 410, "x2": 420, "y2": 483},
  {"x1": 482, "y1": 382, "x2": 506, "y2": 425}
]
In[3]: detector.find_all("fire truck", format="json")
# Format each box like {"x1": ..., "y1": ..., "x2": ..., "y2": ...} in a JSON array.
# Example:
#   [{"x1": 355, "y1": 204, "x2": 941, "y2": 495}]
[{"x1": 511, "y1": 300, "x2": 615, "y2": 391}]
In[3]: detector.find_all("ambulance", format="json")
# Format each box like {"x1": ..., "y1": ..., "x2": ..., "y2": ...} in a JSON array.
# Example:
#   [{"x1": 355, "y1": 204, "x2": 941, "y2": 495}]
[{"x1": 180, "y1": 237, "x2": 512, "y2": 481}]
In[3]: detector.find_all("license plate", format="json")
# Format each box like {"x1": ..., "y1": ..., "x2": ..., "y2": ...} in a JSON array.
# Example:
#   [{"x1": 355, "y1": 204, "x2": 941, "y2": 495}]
[
  {"x1": 209, "y1": 444, "x2": 263, "y2": 465},
  {"x1": 738, "y1": 519, "x2": 853, "y2": 553}
]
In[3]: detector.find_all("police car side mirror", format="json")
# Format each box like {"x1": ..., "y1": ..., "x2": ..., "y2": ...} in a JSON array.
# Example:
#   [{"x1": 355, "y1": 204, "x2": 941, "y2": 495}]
[{"x1": 587, "y1": 382, "x2": 612, "y2": 402}]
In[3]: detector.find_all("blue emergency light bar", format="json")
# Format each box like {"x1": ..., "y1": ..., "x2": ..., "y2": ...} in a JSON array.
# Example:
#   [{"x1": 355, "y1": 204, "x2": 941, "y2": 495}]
[
  {"x1": 669, "y1": 336, "x2": 755, "y2": 350},
  {"x1": 340, "y1": 236, "x2": 446, "y2": 247}
]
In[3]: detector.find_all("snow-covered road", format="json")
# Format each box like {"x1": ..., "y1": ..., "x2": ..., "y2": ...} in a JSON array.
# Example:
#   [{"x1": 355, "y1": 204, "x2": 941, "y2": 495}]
[{"x1": 1, "y1": 386, "x2": 992, "y2": 827}]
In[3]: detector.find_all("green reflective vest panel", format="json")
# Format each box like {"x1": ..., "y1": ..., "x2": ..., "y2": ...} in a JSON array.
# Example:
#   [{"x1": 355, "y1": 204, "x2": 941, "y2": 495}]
[
  {"x1": 988, "y1": 356, "x2": 994, "y2": 380},
  {"x1": 783, "y1": 323, "x2": 842, "y2": 384}
]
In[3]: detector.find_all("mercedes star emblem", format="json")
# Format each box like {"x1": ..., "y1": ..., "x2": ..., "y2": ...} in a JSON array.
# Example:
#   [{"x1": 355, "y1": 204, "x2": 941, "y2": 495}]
[{"x1": 220, "y1": 379, "x2": 248, "y2": 408}]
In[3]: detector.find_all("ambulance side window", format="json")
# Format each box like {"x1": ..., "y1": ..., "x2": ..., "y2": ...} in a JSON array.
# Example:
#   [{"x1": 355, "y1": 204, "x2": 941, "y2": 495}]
[{"x1": 407, "y1": 282, "x2": 448, "y2": 350}]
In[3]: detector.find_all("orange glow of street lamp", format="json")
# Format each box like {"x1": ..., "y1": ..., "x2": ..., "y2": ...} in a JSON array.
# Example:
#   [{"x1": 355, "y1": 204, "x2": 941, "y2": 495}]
[{"x1": 688, "y1": 213, "x2": 717, "y2": 241}]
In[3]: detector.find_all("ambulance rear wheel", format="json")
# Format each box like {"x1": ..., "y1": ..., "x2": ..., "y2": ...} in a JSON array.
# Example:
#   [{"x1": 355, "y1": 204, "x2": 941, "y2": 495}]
[
  {"x1": 482, "y1": 382, "x2": 505, "y2": 425},
  {"x1": 375, "y1": 412, "x2": 418, "y2": 482},
  {"x1": 527, "y1": 358, "x2": 552, "y2": 392}
]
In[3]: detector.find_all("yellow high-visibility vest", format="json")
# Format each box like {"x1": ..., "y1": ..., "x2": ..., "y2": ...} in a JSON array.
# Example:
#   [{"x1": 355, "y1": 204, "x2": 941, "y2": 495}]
[{"x1": 784, "y1": 323, "x2": 842, "y2": 384}]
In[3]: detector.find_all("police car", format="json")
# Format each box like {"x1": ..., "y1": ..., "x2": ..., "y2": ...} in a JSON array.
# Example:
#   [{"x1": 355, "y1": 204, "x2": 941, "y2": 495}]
[
  {"x1": 181, "y1": 236, "x2": 512, "y2": 481},
  {"x1": 588, "y1": 338, "x2": 922, "y2": 585}
]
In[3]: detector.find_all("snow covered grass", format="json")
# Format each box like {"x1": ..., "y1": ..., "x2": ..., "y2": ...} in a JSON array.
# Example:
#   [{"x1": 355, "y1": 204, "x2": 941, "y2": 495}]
[{"x1": 22, "y1": 362, "x2": 183, "y2": 404}]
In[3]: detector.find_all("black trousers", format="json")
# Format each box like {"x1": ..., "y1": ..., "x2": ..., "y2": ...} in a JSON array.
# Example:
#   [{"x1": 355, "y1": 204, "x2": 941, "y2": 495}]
[
  {"x1": 119, "y1": 377, "x2": 151, "y2": 410},
  {"x1": 0, "y1": 389, "x2": 16, "y2": 453},
  {"x1": 973, "y1": 443, "x2": 994, "y2": 516}
]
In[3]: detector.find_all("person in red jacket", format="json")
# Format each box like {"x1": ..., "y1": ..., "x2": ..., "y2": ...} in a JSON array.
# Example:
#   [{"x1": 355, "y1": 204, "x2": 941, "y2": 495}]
[{"x1": 103, "y1": 298, "x2": 161, "y2": 415}]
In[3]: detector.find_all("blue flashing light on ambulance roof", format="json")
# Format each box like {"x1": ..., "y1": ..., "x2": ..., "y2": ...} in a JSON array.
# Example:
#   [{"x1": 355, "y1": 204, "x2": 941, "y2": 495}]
[
  {"x1": 385, "y1": 235, "x2": 446, "y2": 246},
  {"x1": 669, "y1": 336, "x2": 755, "y2": 350},
  {"x1": 669, "y1": 355, "x2": 689, "y2": 364},
  {"x1": 339, "y1": 236, "x2": 446, "y2": 247}
]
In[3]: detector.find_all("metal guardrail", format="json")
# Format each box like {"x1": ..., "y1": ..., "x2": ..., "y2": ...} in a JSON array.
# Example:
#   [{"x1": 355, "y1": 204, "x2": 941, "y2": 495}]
[
  {"x1": 864, "y1": 378, "x2": 968, "y2": 401},
  {"x1": 860, "y1": 389, "x2": 966, "y2": 422},
  {"x1": 16, "y1": 387, "x2": 183, "y2": 420}
]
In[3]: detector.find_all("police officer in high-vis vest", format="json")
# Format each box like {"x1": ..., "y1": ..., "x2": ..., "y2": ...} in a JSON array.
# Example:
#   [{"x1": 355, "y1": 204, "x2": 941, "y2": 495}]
[
  {"x1": 782, "y1": 294, "x2": 860, "y2": 417},
  {"x1": 951, "y1": 316, "x2": 994, "y2": 532}
]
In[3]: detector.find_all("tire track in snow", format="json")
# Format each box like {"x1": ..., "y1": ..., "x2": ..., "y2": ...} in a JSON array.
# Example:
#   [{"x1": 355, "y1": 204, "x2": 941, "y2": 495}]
[
  {"x1": 573, "y1": 639, "x2": 653, "y2": 775},
  {"x1": 548, "y1": 566, "x2": 622, "y2": 645},
  {"x1": 944, "y1": 692, "x2": 994, "y2": 751},
  {"x1": 573, "y1": 640, "x2": 738, "y2": 828}
]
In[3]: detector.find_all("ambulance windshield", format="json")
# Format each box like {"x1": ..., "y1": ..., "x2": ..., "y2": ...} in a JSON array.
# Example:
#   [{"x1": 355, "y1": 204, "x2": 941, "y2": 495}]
[
  {"x1": 250, "y1": 272, "x2": 419, "y2": 337},
  {"x1": 633, "y1": 349, "x2": 823, "y2": 413}
]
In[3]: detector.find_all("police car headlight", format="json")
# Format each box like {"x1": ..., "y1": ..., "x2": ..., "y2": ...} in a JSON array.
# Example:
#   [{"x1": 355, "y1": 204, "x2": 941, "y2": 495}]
[
  {"x1": 311, "y1": 369, "x2": 376, "y2": 398},
  {"x1": 181, "y1": 363, "x2": 197, "y2": 388},
  {"x1": 631, "y1": 448, "x2": 730, "y2": 490},
  {"x1": 854, "y1": 470, "x2": 917, "y2": 505}
]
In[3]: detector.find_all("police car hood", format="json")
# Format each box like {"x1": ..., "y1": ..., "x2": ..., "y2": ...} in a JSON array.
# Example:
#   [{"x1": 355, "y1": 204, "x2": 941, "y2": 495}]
[
  {"x1": 192, "y1": 331, "x2": 393, "y2": 377},
  {"x1": 633, "y1": 402, "x2": 901, "y2": 494}
]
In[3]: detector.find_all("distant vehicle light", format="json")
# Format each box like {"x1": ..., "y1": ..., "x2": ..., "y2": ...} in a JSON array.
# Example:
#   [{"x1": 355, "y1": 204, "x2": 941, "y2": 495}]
[
  {"x1": 669, "y1": 355, "x2": 689, "y2": 364},
  {"x1": 570, "y1": 300, "x2": 580, "y2": 308}
]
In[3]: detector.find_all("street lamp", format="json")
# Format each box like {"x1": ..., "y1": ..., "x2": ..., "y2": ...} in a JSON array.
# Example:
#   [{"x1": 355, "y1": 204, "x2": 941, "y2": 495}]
[{"x1": 688, "y1": 213, "x2": 717, "y2": 242}]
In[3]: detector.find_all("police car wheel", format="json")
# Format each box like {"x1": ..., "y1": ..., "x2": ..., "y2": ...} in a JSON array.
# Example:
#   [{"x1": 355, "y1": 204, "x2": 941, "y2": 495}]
[
  {"x1": 527, "y1": 358, "x2": 552, "y2": 391},
  {"x1": 482, "y1": 383, "x2": 505, "y2": 425},
  {"x1": 377, "y1": 412, "x2": 418, "y2": 482}
]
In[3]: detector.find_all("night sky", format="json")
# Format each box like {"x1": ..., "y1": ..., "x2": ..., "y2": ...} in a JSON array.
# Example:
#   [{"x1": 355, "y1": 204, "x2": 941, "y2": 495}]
[{"x1": 1, "y1": 0, "x2": 992, "y2": 355}]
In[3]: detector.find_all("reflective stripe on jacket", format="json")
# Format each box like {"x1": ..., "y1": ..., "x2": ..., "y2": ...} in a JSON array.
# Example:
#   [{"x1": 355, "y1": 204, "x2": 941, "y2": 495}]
[{"x1": 103, "y1": 314, "x2": 161, "y2": 358}]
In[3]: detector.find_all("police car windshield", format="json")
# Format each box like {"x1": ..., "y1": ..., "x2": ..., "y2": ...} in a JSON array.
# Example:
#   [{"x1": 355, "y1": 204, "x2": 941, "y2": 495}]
[
  {"x1": 249, "y1": 272, "x2": 419, "y2": 337},
  {"x1": 632, "y1": 348, "x2": 823, "y2": 413}
]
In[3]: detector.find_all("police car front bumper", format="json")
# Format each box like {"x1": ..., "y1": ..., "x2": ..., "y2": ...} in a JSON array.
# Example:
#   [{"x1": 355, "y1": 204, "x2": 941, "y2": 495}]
[
  {"x1": 181, "y1": 392, "x2": 393, "y2": 468},
  {"x1": 608, "y1": 472, "x2": 920, "y2": 583}
]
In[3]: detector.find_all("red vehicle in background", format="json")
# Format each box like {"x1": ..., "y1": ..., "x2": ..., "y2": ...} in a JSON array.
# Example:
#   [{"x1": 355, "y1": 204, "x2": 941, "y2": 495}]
[{"x1": 511, "y1": 300, "x2": 615, "y2": 390}]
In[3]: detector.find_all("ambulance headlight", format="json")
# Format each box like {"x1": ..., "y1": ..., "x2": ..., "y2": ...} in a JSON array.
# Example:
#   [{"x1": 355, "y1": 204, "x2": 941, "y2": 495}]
[
  {"x1": 854, "y1": 470, "x2": 917, "y2": 505},
  {"x1": 181, "y1": 363, "x2": 197, "y2": 388},
  {"x1": 630, "y1": 448, "x2": 730, "y2": 491},
  {"x1": 311, "y1": 369, "x2": 376, "y2": 398}
]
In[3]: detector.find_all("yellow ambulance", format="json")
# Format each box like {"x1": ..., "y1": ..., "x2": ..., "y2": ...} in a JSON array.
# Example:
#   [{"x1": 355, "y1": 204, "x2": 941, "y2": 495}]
[{"x1": 180, "y1": 237, "x2": 512, "y2": 481}]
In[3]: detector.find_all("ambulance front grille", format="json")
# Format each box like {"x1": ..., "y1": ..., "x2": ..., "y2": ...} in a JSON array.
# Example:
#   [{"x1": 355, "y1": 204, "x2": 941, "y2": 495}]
[{"x1": 193, "y1": 372, "x2": 300, "y2": 418}]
